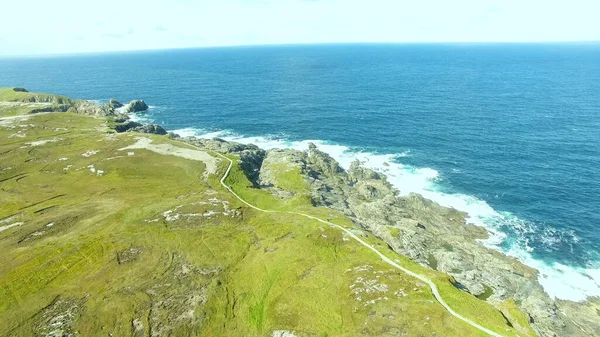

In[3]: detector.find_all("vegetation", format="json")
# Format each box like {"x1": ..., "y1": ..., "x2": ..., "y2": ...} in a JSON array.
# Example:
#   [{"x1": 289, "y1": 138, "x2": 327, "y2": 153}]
[
  {"x1": 0, "y1": 94, "x2": 536, "y2": 336},
  {"x1": 0, "y1": 88, "x2": 72, "y2": 117},
  {"x1": 0, "y1": 87, "x2": 70, "y2": 103}
]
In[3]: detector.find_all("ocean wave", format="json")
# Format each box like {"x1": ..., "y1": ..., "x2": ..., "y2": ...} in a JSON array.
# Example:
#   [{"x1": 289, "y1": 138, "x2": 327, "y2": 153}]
[{"x1": 172, "y1": 127, "x2": 600, "y2": 302}]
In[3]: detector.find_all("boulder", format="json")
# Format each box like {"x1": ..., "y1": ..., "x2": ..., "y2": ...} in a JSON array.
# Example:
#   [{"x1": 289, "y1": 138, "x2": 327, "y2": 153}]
[
  {"x1": 348, "y1": 160, "x2": 382, "y2": 182},
  {"x1": 114, "y1": 121, "x2": 143, "y2": 133},
  {"x1": 108, "y1": 98, "x2": 124, "y2": 109},
  {"x1": 125, "y1": 100, "x2": 149, "y2": 113},
  {"x1": 113, "y1": 114, "x2": 130, "y2": 123},
  {"x1": 13, "y1": 87, "x2": 28, "y2": 92},
  {"x1": 130, "y1": 124, "x2": 167, "y2": 135},
  {"x1": 306, "y1": 142, "x2": 346, "y2": 179}
]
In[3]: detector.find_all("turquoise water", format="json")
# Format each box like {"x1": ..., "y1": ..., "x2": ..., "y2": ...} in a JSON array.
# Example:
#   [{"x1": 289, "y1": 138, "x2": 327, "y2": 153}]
[{"x1": 1, "y1": 43, "x2": 599, "y2": 300}]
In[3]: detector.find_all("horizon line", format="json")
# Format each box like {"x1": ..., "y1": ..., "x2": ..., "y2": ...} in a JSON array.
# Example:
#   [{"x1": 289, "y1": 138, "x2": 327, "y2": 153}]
[{"x1": 2, "y1": 40, "x2": 600, "y2": 60}]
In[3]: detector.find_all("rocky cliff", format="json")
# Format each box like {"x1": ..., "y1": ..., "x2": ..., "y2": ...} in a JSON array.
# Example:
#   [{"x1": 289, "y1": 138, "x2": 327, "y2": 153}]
[{"x1": 223, "y1": 142, "x2": 600, "y2": 337}]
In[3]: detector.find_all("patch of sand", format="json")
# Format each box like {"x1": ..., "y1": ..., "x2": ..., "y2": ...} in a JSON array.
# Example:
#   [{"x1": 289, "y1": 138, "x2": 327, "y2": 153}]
[{"x1": 119, "y1": 137, "x2": 219, "y2": 178}]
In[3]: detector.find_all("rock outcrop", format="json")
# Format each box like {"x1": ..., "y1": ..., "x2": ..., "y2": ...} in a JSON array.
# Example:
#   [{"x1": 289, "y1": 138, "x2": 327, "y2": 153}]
[
  {"x1": 113, "y1": 121, "x2": 167, "y2": 135},
  {"x1": 183, "y1": 137, "x2": 266, "y2": 184},
  {"x1": 240, "y1": 143, "x2": 595, "y2": 337},
  {"x1": 130, "y1": 124, "x2": 167, "y2": 135},
  {"x1": 68, "y1": 100, "x2": 113, "y2": 116},
  {"x1": 125, "y1": 100, "x2": 149, "y2": 113},
  {"x1": 12, "y1": 87, "x2": 28, "y2": 92},
  {"x1": 108, "y1": 98, "x2": 124, "y2": 110},
  {"x1": 114, "y1": 121, "x2": 143, "y2": 133}
]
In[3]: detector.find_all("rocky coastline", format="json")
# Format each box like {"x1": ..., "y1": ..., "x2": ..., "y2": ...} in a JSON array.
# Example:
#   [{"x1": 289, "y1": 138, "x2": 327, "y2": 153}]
[
  {"x1": 18, "y1": 91, "x2": 599, "y2": 336},
  {"x1": 174, "y1": 136, "x2": 600, "y2": 337}
]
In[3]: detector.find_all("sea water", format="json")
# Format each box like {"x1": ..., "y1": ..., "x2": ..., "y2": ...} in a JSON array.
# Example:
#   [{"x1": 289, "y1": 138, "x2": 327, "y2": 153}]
[{"x1": 1, "y1": 43, "x2": 599, "y2": 301}]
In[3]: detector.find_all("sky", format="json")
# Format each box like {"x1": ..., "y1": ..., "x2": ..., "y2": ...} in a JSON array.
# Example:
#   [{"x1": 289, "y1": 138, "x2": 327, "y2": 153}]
[{"x1": 1, "y1": 0, "x2": 599, "y2": 56}]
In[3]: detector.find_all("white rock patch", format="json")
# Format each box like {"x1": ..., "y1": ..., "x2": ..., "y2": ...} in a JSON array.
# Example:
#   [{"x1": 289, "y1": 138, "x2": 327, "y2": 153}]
[
  {"x1": 87, "y1": 165, "x2": 104, "y2": 176},
  {"x1": 81, "y1": 150, "x2": 100, "y2": 157},
  {"x1": 0, "y1": 222, "x2": 24, "y2": 233},
  {"x1": 22, "y1": 138, "x2": 62, "y2": 148},
  {"x1": 271, "y1": 331, "x2": 298, "y2": 337},
  {"x1": 8, "y1": 131, "x2": 26, "y2": 138}
]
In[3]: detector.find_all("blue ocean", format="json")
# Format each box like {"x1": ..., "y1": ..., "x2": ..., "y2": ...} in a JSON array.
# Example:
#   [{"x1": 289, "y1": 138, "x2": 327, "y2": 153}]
[{"x1": 1, "y1": 43, "x2": 599, "y2": 301}]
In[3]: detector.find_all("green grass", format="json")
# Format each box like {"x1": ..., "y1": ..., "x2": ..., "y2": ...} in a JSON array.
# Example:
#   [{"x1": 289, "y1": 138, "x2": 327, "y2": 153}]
[
  {"x1": 0, "y1": 105, "x2": 537, "y2": 336},
  {"x1": 0, "y1": 88, "x2": 72, "y2": 117},
  {"x1": 387, "y1": 226, "x2": 401, "y2": 238},
  {"x1": 265, "y1": 162, "x2": 310, "y2": 193},
  {"x1": 0, "y1": 87, "x2": 70, "y2": 103},
  {"x1": 220, "y1": 154, "x2": 537, "y2": 337}
]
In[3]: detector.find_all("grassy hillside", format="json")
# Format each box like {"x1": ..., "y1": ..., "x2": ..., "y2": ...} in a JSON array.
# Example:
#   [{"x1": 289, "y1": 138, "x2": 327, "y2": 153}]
[
  {"x1": 0, "y1": 88, "x2": 70, "y2": 104},
  {"x1": 0, "y1": 88, "x2": 71, "y2": 117},
  {"x1": 0, "y1": 100, "x2": 536, "y2": 336}
]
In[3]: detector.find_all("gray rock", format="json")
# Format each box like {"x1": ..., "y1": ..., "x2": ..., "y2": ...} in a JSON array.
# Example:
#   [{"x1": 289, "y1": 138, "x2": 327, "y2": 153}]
[
  {"x1": 114, "y1": 121, "x2": 143, "y2": 133},
  {"x1": 348, "y1": 160, "x2": 382, "y2": 182},
  {"x1": 130, "y1": 124, "x2": 167, "y2": 135},
  {"x1": 125, "y1": 100, "x2": 149, "y2": 113},
  {"x1": 68, "y1": 100, "x2": 113, "y2": 116},
  {"x1": 113, "y1": 114, "x2": 130, "y2": 123},
  {"x1": 183, "y1": 137, "x2": 263, "y2": 155},
  {"x1": 108, "y1": 98, "x2": 124, "y2": 109},
  {"x1": 182, "y1": 137, "x2": 266, "y2": 185},
  {"x1": 12, "y1": 87, "x2": 28, "y2": 92},
  {"x1": 175, "y1": 137, "x2": 597, "y2": 337}
]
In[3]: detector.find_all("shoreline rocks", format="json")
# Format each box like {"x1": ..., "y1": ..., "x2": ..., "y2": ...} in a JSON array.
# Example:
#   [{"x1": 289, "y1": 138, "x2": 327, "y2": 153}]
[
  {"x1": 108, "y1": 98, "x2": 123, "y2": 110},
  {"x1": 125, "y1": 100, "x2": 149, "y2": 113},
  {"x1": 206, "y1": 141, "x2": 599, "y2": 337}
]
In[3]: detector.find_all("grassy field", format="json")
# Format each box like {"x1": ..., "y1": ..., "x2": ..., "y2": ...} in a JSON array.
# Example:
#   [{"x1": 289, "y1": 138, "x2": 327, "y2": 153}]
[
  {"x1": 0, "y1": 88, "x2": 71, "y2": 117},
  {"x1": 0, "y1": 102, "x2": 536, "y2": 336},
  {"x1": 0, "y1": 88, "x2": 70, "y2": 104}
]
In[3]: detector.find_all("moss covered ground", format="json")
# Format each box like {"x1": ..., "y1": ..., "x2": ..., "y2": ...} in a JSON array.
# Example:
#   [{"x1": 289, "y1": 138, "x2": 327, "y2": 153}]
[{"x1": 0, "y1": 96, "x2": 536, "y2": 336}]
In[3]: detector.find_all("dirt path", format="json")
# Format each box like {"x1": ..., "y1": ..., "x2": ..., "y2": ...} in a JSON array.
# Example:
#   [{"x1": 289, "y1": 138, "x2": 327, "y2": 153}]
[{"x1": 211, "y1": 151, "x2": 504, "y2": 337}]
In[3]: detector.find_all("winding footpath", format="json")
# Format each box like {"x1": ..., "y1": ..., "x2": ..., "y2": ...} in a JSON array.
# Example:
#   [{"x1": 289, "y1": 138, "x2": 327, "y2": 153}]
[{"x1": 213, "y1": 152, "x2": 504, "y2": 337}]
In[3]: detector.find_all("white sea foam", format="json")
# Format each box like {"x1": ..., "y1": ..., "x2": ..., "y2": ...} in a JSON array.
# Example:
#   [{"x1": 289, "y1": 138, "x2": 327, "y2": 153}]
[
  {"x1": 128, "y1": 113, "x2": 148, "y2": 123},
  {"x1": 174, "y1": 127, "x2": 600, "y2": 302},
  {"x1": 172, "y1": 127, "x2": 200, "y2": 138}
]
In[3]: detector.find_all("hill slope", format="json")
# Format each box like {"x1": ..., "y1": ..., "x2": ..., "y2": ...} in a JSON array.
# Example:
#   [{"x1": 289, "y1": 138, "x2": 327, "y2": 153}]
[{"x1": 0, "y1": 91, "x2": 538, "y2": 337}]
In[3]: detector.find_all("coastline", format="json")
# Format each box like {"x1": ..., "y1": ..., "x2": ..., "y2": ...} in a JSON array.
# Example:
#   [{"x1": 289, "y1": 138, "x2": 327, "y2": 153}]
[
  {"x1": 3, "y1": 88, "x2": 596, "y2": 335},
  {"x1": 170, "y1": 128, "x2": 600, "y2": 301},
  {"x1": 168, "y1": 127, "x2": 600, "y2": 337}
]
